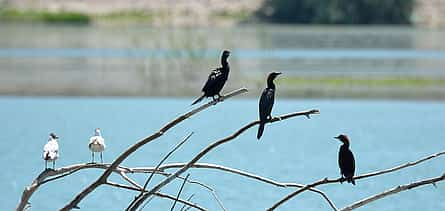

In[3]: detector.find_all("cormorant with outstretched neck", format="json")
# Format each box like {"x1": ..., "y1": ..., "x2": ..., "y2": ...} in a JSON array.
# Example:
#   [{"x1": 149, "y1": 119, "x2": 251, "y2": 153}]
[
  {"x1": 335, "y1": 134, "x2": 356, "y2": 185},
  {"x1": 192, "y1": 50, "x2": 231, "y2": 105},
  {"x1": 257, "y1": 72, "x2": 281, "y2": 139}
]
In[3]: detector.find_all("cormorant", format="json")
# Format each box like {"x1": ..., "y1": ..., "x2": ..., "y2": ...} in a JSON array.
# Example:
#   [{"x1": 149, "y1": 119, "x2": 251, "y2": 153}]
[
  {"x1": 191, "y1": 50, "x2": 231, "y2": 105},
  {"x1": 257, "y1": 72, "x2": 281, "y2": 140},
  {"x1": 43, "y1": 133, "x2": 59, "y2": 169},
  {"x1": 88, "y1": 128, "x2": 106, "y2": 163},
  {"x1": 335, "y1": 134, "x2": 356, "y2": 185}
]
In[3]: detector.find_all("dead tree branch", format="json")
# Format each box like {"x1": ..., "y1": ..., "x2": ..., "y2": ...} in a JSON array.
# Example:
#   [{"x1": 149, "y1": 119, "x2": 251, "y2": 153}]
[
  {"x1": 158, "y1": 162, "x2": 337, "y2": 210},
  {"x1": 267, "y1": 150, "x2": 445, "y2": 210},
  {"x1": 171, "y1": 173, "x2": 190, "y2": 211},
  {"x1": 142, "y1": 132, "x2": 194, "y2": 192},
  {"x1": 104, "y1": 181, "x2": 207, "y2": 211},
  {"x1": 59, "y1": 88, "x2": 248, "y2": 211},
  {"x1": 127, "y1": 109, "x2": 320, "y2": 210},
  {"x1": 341, "y1": 173, "x2": 445, "y2": 211},
  {"x1": 16, "y1": 163, "x2": 227, "y2": 211}
]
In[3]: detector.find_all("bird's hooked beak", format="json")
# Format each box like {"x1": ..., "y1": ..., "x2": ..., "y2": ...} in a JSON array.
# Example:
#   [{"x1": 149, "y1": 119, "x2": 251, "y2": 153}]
[{"x1": 273, "y1": 72, "x2": 282, "y2": 79}]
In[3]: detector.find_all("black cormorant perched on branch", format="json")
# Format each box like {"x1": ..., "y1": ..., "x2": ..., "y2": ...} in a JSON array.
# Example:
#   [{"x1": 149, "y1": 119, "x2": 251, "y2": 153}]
[
  {"x1": 191, "y1": 50, "x2": 231, "y2": 105},
  {"x1": 335, "y1": 134, "x2": 356, "y2": 185},
  {"x1": 257, "y1": 72, "x2": 281, "y2": 140}
]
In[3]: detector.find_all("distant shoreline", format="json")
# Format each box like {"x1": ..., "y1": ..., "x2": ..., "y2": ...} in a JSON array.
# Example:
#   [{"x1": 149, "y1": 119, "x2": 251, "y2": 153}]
[{"x1": 1, "y1": 0, "x2": 444, "y2": 27}]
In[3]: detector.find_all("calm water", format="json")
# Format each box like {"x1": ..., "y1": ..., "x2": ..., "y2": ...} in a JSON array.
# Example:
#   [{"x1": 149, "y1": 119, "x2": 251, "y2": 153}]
[
  {"x1": 1, "y1": 97, "x2": 444, "y2": 210},
  {"x1": 0, "y1": 23, "x2": 445, "y2": 97}
]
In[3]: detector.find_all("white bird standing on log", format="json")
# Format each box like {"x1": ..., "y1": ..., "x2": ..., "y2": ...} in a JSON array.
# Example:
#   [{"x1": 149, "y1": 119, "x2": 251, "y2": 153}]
[
  {"x1": 43, "y1": 133, "x2": 59, "y2": 169},
  {"x1": 89, "y1": 128, "x2": 106, "y2": 163}
]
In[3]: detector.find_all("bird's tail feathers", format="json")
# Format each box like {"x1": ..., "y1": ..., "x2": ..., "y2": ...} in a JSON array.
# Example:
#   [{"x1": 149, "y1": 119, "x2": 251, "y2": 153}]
[
  {"x1": 257, "y1": 122, "x2": 265, "y2": 140},
  {"x1": 191, "y1": 95, "x2": 205, "y2": 105}
]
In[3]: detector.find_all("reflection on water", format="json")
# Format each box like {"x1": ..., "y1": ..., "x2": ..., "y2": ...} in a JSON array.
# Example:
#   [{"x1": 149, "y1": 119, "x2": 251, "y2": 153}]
[{"x1": 0, "y1": 23, "x2": 445, "y2": 98}]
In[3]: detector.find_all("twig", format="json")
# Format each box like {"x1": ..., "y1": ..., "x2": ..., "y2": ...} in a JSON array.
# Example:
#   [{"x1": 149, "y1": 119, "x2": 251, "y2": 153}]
[
  {"x1": 59, "y1": 88, "x2": 248, "y2": 211},
  {"x1": 267, "y1": 178, "x2": 329, "y2": 210},
  {"x1": 142, "y1": 132, "x2": 194, "y2": 191},
  {"x1": 104, "y1": 181, "x2": 206, "y2": 211},
  {"x1": 120, "y1": 172, "x2": 143, "y2": 189},
  {"x1": 156, "y1": 192, "x2": 205, "y2": 211},
  {"x1": 180, "y1": 194, "x2": 195, "y2": 211},
  {"x1": 355, "y1": 150, "x2": 445, "y2": 180},
  {"x1": 267, "y1": 150, "x2": 445, "y2": 210},
  {"x1": 158, "y1": 163, "x2": 336, "y2": 210},
  {"x1": 341, "y1": 173, "x2": 445, "y2": 210},
  {"x1": 128, "y1": 109, "x2": 320, "y2": 210},
  {"x1": 171, "y1": 173, "x2": 190, "y2": 211}
]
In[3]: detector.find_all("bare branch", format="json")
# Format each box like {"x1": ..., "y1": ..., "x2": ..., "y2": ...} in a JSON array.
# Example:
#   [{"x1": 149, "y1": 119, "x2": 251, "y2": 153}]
[
  {"x1": 355, "y1": 150, "x2": 445, "y2": 180},
  {"x1": 180, "y1": 194, "x2": 195, "y2": 211},
  {"x1": 155, "y1": 192, "x2": 206, "y2": 211},
  {"x1": 120, "y1": 172, "x2": 143, "y2": 189},
  {"x1": 341, "y1": 173, "x2": 445, "y2": 211},
  {"x1": 267, "y1": 150, "x2": 445, "y2": 210},
  {"x1": 59, "y1": 88, "x2": 248, "y2": 211},
  {"x1": 104, "y1": 181, "x2": 207, "y2": 211},
  {"x1": 171, "y1": 173, "x2": 190, "y2": 211},
  {"x1": 158, "y1": 162, "x2": 336, "y2": 210},
  {"x1": 142, "y1": 132, "x2": 194, "y2": 191},
  {"x1": 128, "y1": 109, "x2": 320, "y2": 210},
  {"x1": 16, "y1": 163, "x2": 226, "y2": 211}
]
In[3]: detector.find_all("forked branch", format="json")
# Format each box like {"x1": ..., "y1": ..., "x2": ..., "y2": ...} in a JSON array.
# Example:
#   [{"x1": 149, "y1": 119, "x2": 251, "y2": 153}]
[
  {"x1": 59, "y1": 88, "x2": 248, "y2": 211},
  {"x1": 127, "y1": 109, "x2": 320, "y2": 210}
]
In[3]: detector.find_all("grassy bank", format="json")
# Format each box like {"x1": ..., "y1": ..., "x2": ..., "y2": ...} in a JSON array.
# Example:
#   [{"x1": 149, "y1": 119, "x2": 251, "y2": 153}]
[
  {"x1": 0, "y1": 9, "x2": 91, "y2": 24},
  {"x1": 0, "y1": 8, "x2": 251, "y2": 24}
]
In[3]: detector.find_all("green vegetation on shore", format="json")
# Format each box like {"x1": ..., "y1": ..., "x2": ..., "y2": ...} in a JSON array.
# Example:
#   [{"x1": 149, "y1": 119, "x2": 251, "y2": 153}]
[
  {"x1": 257, "y1": 0, "x2": 414, "y2": 24},
  {"x1": 0, "y1": 9, "x2": 90, "y2": 24},
  {"x1": 0, "y1": 8, "x2": 249, "y2": 24}
]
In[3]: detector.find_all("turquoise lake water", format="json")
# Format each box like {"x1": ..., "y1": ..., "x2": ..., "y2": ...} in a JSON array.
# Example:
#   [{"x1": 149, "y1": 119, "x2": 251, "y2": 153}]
[{"x1": 1, "y1": 97, "x2": 444, "y2": 210}]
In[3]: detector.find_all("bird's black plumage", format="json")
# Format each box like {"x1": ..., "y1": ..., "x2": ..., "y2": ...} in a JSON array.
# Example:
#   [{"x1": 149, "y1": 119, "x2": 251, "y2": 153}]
[
  {"x1": 335, "y1": 134, "x2": 356, "y2": 185},
  {"x1": 257, "y1": 72, "x2": 281, "y2": 139},
  {"x1": 192, "y1": 50, "x2": 231, "y2": 105}
]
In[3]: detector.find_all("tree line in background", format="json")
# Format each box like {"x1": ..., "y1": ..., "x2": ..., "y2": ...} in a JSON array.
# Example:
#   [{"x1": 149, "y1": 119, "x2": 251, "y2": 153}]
[{"x1": 257, "y1": 0, "x2": 414, "y2": 24}]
